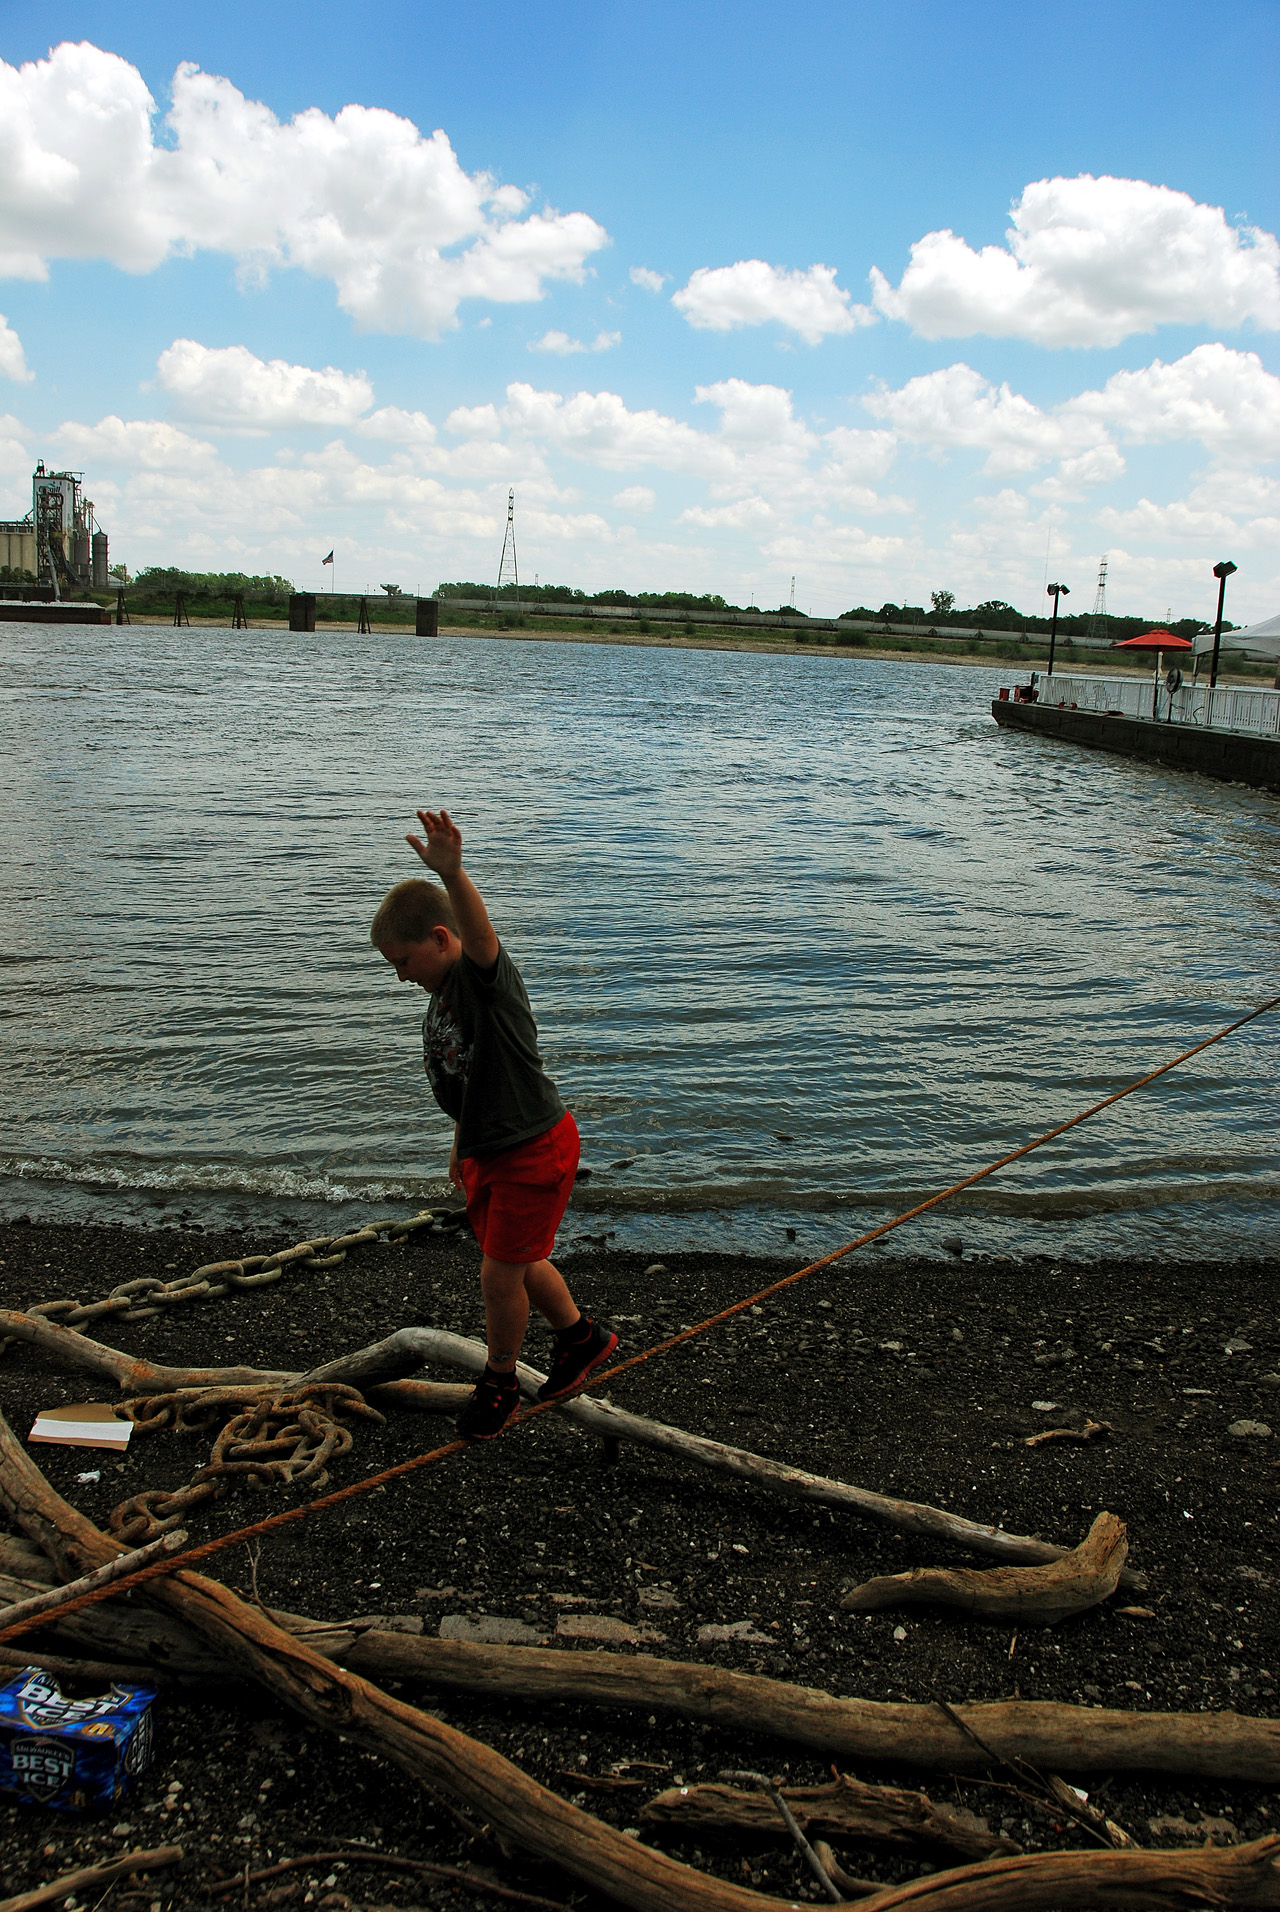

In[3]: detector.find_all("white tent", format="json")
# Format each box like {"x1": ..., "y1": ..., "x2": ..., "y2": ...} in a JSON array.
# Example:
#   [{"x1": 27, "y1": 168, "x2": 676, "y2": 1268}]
[{"x1": 1190, "y1": 611, "x2": 1280, "y2": 662}]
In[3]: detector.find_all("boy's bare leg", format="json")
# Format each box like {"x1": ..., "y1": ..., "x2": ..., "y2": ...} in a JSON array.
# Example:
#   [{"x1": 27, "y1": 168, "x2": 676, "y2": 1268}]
[
  {"x1": 480, "y1": 1255, "x2": 580, "y2": 1371},
  {"x1": 523, "y1": 1258, "x2": 580, "y2": 1331},
  {"x1": 479, "y1": 1256, "x2": 531, "y2": 1372}
]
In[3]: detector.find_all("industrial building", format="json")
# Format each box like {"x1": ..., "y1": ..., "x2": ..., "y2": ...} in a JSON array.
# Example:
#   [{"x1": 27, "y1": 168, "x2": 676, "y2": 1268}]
[{"x1": 0, "y1": 463, "x2": 108, "y2": 593}]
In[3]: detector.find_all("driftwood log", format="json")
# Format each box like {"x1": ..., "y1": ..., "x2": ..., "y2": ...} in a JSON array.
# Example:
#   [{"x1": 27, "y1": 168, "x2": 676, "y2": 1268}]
[
  {"x1": 0, "y1": 1640, "x2": 176, "y2": 1687},
  {"x1": 237, "y1": 1634, "x2": 1280, "y2": 1784},
  {"x1": 849, "y1": 1838, "x2": 1280, "y2": 1910},
  {"x1": 1, "y1": 1553, "x2": 1276, "y2": 1784},
  {"x1": 0, "y1": 1845, "x2": 183, "y2": 1912},
  {"x1": 0, "y1": 1407, "x2": 874, "y2": 1912},
  {"x1": 812, "y1": 1841, "x2": 886, "y2": 1899},
  {"x1": 0, "y1": 1534, "x2": 56, "y2": 1581},
  {"x1": 0, "y1": 1307, "x2": 470, "y2": 1410},
  {"x1": 0, "y1": 1528, "x2": 188, "y2": 1630},
  {"x1": 0, "y1": 1307, "x2": 1144, "y2": 1586},
  {"x1": 202, "y1": 1850, "x2": 575, "y2": 1911},
  {"x1": 721, "y1": 1769, "x2": 847, "y2": 1903},
  {"x1": 1024, "y1": 1422, "x2": 1112, "y2": 1449},
  {"x1": 306, "y1": 1327, "x2": 1149, "y2": 1588},
  {"x1": 839, "y1": 1513, "x2": 1130, "y2": 1626},
  {"x1": 641, "y1": 1773, "x2": 1019, "y2": 1860},
  {"x1": 4, "y1": 1428, "x2": 1280, "y2": 1912}
]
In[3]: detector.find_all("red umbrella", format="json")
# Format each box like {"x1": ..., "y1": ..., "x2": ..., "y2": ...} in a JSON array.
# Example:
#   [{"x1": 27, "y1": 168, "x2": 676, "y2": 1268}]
[
  {"x1": 1110, "y1": 629, "x2": 1194, "y2": 719},
  {"x1": 1111, "y1": 628, "x2": 1194, "y2": 650}
]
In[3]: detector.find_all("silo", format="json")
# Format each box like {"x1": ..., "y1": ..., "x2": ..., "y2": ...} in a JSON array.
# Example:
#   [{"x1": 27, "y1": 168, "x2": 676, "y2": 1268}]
[{"x1": 91, "y1": 531, "x2": 109, "y2": 588}]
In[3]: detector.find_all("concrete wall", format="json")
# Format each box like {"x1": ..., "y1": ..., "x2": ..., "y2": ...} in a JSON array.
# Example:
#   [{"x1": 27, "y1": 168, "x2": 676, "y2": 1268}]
[
  {"x1": 992, "y1": 698, "x2": 1280, "y2": 795},
  {"x1": 0, "y1": 525, "x2": 37, "y2": 575}
]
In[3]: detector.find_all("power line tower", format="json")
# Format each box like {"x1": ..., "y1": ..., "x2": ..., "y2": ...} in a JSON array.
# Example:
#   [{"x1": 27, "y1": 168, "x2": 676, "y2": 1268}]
[
  {"x1": 1088, "y1": 554, "x2": 1109, "y2": 639},
  {"x1": 496, "y1": 488, "x2": 519, "y2": 596}
]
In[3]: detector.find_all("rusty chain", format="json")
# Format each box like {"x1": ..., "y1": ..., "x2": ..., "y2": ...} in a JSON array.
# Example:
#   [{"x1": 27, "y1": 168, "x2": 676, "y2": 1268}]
[
  {"x1": 1, "y1": 1204, "x2": 465, "y2": 1536},
  {"x1": 0, "y1": 1206, "x2": 462, "y2": 1354},
  {"x1": 108, "y1": 1383, "x2": 385, "y2": 1545}
]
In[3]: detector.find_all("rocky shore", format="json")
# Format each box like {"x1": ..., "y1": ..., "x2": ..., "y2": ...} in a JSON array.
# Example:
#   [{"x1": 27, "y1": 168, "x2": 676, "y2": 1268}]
[{"x1": 1, "y1": 1215, "x2": 1277, "y2": 1907}]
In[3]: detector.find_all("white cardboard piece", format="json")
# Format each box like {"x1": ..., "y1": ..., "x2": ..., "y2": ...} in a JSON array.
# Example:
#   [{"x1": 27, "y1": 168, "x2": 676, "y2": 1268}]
[{"x1": 29, "y1": 1404, "x2": 132, "y2": 1451}]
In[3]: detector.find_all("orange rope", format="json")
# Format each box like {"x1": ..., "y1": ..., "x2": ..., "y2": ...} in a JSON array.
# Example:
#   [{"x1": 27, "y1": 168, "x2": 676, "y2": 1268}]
[{"x1": 2, "y1": 990, "x2": 1276, "y2": 1650}]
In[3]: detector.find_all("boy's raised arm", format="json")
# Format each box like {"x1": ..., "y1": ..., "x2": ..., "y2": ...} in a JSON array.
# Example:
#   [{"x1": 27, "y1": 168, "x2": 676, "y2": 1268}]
[{"x1": 406, "y1": 807, "x2": 500, "y2": 969}]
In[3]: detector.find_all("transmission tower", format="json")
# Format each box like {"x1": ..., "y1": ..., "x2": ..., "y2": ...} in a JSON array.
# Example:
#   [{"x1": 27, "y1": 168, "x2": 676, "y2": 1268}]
[
  {"x1": 1088, "y1": 554, "x2": 1109, "y2": 638},
  {"x1": 496, "y1": 488, "x2": 519, "y2": 595}
]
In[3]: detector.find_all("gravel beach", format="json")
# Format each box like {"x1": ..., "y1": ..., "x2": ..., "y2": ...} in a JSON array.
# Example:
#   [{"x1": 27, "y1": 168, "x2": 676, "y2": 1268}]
[{"x1": 1, "y1": 1214, "x2": 1278, "y2": 1907}]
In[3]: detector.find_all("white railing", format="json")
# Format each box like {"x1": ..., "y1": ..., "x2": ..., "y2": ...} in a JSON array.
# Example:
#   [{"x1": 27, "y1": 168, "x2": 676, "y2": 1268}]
[{"x1": 1035, "y1": 672, "x2": 1280, "y2": 739}]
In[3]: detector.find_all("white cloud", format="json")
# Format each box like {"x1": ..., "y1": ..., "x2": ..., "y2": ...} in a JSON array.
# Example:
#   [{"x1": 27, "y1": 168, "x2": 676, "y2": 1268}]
[
  {"x1": 39, "y1": 334, "x2": 1280, "y2": 620},
  {"x1": 51, "y1": 414, "x2": 220, "y2": 470},
  {"x1": 357, "y1": 406, "x2": 438, "y2": 446},
  {"x1": 817, "y1": 425, "x2": 901, "y2": 485},
  {"x1": 630, "y1": 267, "x2": 665, "y2": 292},
  {"x1": 0, "y1": 41, "x2": 608, "y2": 337},
  {"x1": 155, "y1": 339, "x2": 374, "y2": 430},
  {"x1": 445, "y1": 375, "x2": 908, "y2": 524},
  {"x1": 0, "y1": 43, "x2": 166, "y2": 280},
  {"x1": 680, "y1": 497, "x2": 776, "y2": 530},
  {"x1": 529, "y1": 328, "x2": 621, "y2": 355},
  {"x1": 672, "y1": 261, "x2": 875, "y2": 344},
  {"x1": 864, "y1": 362, "x2": 1112, "y2": 475},
  {"x1": 697, "y1": 377, "x2": 812, "y2": 451},
  {"x1": 1098, "y1": 495, "x2": 1279, "y2": 549},
  {"x1": 1028, "y1": 443, "x2": 1127, "y2": 501},
  {"x1": 448, "y1": 381, "x2": 717, "y2": 473},
  {"x1": 1065, "y1": 343, "x2": 1280, "y2": 464},
  {"x1": 863, "y1": 344, "x2": 1280, "y2": 488},
  {"x1": 0, "y1": 314, "x2": 32, "y2": 383},
  {"x1": 871, "y1": 175, "x2": 1280, "y2": 348},
  {"x1": 1098, "y1": 467, "x2": 1280, "y2": 552},
  {"x1": 0, "y1": 412, "x2": 30, "y2": 510}
]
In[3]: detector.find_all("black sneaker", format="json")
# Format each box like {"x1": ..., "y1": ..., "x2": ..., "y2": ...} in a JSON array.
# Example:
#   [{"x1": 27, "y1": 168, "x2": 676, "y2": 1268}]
[
  {"x1": 455, "y1": 1371, "x2": 520, "y2": 1441},
  {"x1": 537, "y1": 1320, "x2": 619, "y2": 1402}
]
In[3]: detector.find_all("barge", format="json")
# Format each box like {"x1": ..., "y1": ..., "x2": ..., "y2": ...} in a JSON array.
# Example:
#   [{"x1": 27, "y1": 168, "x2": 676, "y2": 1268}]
[
  {"x1": 992, "y1": 672, "x2": 1280, "y2": 795},
  {"x1": 0, "y1": 599, "x2": 111, "y2": 624}
]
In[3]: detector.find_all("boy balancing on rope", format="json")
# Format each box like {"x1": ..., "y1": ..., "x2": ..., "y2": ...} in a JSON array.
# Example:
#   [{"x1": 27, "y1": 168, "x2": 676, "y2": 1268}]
[{"x1": 370, "y1": 807, "x2": 617, "y2": 1441}]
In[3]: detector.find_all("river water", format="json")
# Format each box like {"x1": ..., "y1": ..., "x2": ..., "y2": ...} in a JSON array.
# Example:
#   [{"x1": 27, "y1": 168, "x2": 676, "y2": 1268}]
[{"x1": 2, "y1": 621, "x2": 1278, "y2": 1263}]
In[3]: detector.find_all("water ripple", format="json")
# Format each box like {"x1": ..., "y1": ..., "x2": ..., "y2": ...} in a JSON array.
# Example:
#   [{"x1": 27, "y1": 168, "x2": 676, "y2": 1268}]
[{"x1": 2, "y1": 622, "x2": 1278, "y2": 1258}]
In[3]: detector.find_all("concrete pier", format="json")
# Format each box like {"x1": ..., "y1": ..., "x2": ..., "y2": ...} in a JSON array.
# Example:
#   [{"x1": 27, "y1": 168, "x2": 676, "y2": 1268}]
[{"x1": 992, "y1": 697, "x2": 1280, "y2": 794}]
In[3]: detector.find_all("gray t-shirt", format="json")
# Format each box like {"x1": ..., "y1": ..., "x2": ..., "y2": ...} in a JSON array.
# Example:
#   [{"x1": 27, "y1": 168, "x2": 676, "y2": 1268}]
[{"x1": 422, "y1": 943, "x2": 566, "y2": 1160}]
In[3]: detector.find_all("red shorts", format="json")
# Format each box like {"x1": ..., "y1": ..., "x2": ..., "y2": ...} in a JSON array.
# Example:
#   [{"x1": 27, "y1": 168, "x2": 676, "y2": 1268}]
[{"x1": 459, "y1": 1111, "x2": 580, "y2": 1265}]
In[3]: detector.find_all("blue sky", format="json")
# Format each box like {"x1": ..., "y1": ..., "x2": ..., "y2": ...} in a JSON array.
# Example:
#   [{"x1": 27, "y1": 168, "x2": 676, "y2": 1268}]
[{"x1": 0, "y1": 0, "x2": 1277, "y2": 617}]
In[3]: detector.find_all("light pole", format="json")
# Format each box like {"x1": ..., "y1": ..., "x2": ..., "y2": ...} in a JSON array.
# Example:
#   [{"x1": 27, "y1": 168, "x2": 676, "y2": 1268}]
[
  {"x1": 1046, "y1": 582, "x2": 1069, "y2": 676},
  {"x1": 1208, "y1": 560, "x2": 1237, "y2": 689}
]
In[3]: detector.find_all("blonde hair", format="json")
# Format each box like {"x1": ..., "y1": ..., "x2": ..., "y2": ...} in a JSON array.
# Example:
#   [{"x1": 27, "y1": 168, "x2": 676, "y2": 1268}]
[{"x1": 370, "y1": 878, "x2": 458, "y2": 947}]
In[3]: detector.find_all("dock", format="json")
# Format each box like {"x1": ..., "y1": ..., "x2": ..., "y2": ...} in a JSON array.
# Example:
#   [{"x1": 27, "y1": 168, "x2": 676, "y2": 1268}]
[{"x1": 992, "y1": 671, "x2": 1280, "y2": 795}]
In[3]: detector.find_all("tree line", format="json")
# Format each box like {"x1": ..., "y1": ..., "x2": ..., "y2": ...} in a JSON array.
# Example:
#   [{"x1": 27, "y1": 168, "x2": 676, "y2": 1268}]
[
  {"x1": 434, "y1": 581, "x2": 808, "y2": 614},
  {"x1": 839, "y1": 591, "x2": 1218, "y2": 639}
]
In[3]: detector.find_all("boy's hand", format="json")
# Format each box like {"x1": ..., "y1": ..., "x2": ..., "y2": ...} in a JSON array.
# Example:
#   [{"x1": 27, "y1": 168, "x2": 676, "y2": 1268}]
[
  {"x1": 407, "y1": 808, "x2": 463, "y2": 878},
  {"x1": 406, "y1": 806, "x2": 500, "y2": 969}
]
